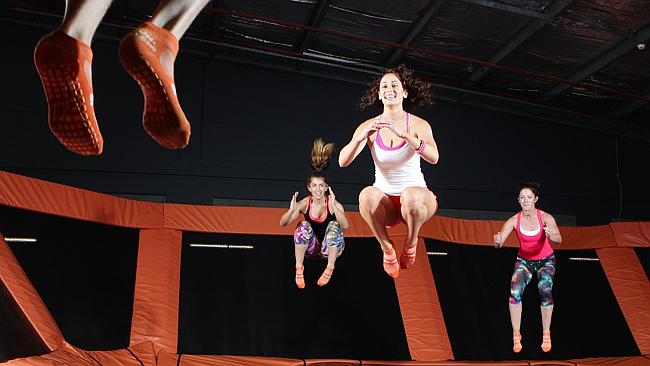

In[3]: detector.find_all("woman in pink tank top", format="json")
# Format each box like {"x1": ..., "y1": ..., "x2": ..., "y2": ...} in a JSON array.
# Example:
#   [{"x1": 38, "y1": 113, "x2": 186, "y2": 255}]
[
  {"x1": 493, "y1": 182, "x2": 562, "y2": 354},
  {"x1": 339, "y1": 65, "x2": 439, "y2": 279}
]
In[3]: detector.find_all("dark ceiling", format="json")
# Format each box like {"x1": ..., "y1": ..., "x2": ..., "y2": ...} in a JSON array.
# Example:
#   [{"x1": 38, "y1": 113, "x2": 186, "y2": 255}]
[{"x1": 2, "y1": 0, "x2": 650, "y2": 141}]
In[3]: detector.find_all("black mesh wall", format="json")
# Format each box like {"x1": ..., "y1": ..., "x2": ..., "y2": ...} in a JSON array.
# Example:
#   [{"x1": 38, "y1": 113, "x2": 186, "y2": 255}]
[
  {"x1": 636, "y1": 247, "x2": 650, "y2": 282},
  {"x1": 0, "y1": 205, "x2": 139, "y2": 350},
  {"x1": 426, "y1": 239, "x2": 640, "y2": 361},
  {"x1": 179, "y1": 233, "x2": 410, "y2": 360},
  {"x1": 0, "y1": 281, "x2": 49, "y2": 362}
]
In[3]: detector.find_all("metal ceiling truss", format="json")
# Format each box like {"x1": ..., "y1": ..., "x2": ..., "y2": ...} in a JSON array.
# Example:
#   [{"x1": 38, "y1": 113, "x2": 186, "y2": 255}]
[
  {"x1": 296, "y1": 0, "x2": 331, "y2": 54},
  {"x1": 383, "y1": 0, "x2": 447, "y2": 67},
  {"x1": 463, "y1": 0, "x2": 573, "y2": 84},
  {"x1": 538, "y1": 23, "x2": 650, "y2": 103},
  {"x1": 458, "y1": 0, "x2": 550, "y2": 19},
  {"x1": 1, "y1": 1, "x2": 649, "y2": 141}
]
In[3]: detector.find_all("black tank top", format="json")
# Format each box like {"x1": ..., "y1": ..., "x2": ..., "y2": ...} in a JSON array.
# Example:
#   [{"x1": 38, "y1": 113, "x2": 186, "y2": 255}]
[{"x1": 304, "y1": 196, "x2": 337, "y2": 242}]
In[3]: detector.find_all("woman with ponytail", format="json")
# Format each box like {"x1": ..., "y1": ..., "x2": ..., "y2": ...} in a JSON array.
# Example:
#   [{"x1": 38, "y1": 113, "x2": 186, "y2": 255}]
[{"x1": 280, "y1": 139, "x2": 349, "y2": 288}]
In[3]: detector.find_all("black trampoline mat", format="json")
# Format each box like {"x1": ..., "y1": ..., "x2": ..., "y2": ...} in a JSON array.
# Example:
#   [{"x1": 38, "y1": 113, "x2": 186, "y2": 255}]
[
  {"x1": 426, "y1": 239, "x2": 640, "y2": 361},
  {"x1": 179, "y1": 232, "x2": 410, "y2": 360}
]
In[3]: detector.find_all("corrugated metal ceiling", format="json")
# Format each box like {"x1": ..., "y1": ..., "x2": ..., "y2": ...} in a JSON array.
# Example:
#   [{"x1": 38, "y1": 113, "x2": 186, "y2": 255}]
[{"x1": 2, "y1": 0, "x2": 649, "y2": 140}]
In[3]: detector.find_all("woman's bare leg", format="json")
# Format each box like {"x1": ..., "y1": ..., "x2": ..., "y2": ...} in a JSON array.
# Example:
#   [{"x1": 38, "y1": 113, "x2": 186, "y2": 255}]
[{"x1": 399, "y1": 187, "x2": 437, "y2": 268}]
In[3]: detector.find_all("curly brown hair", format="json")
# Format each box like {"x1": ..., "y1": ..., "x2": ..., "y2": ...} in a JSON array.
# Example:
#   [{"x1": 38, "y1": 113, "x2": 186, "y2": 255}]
[{"x1": 358, "y1": 64, "x2": 433, "y2": 110}]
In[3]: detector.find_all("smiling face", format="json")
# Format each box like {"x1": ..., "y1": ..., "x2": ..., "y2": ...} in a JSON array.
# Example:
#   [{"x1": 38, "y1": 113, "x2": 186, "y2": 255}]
[
  {"x1": 378, "y1": 73, "x2": 407, "y2": 106},
  {"x1": 307, "y1": 176, "x2": 328, "y2": 200},
  {"x1": 518, "y1": 188, "x2": 538, "y2": 211}
]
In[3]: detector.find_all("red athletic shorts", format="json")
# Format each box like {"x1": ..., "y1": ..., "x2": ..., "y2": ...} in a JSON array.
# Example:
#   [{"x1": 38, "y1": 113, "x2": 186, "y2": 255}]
[
  {"x1": 385, "y1": 195, "x2": 404, "y2": 228},
  {"x1": 384, "y1": 190, "x2": 437, "y2": 228}
]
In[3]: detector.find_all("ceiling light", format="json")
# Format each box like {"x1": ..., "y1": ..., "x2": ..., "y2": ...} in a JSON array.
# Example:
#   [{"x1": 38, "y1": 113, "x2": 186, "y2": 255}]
[
  {"x1": 568, "y1": 257, "x2": 599, "y2": 261},
  {"x1": 427, "y1": 251, "x2": 448, "y2": 256},
  {"x1": 4, "y1": 237, "x2": 37, "y2": 243},
  {"x1": 190, "y1": 243, "x2": 254, "y2": 249}
]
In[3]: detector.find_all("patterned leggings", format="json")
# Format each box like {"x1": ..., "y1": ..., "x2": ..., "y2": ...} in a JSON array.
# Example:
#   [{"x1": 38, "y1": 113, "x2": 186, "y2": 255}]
[
  {"x1": 509, "y1": 254, "x2": 556, "y2": 306},
  {"x1": 294, "y1": 221, "x2": 345, "y2": 259}
]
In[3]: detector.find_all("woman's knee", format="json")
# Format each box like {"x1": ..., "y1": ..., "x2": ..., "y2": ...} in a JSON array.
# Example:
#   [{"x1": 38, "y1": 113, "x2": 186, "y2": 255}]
[
  {"x1": 325, "y1": 221, "x2": 344, "y2": 247},
  {"x1": 539, "y1": 287, "x2": 554, "y2": 306},
  {"x1": 401, "y1": 187, "x2": 436, "y2": 211},
  {"x1": 538, "y1": 279, "x2": 554, "y2": 306},
  {"x1": 359, "y1": 186, "x2": 384, "y2": 208},
  {"x1": 326, "y1": 220, "x2": 341, "y2": 231},
  {"x1": 294, "y1": 221, "x2": 313, "y2": 244}
]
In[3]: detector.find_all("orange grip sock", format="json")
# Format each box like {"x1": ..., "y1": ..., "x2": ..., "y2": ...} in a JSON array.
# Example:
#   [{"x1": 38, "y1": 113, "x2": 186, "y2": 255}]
[
  {"x1": 34, "y1": 31, "x2": 103, "y2": 155},
  {"x1": 512, "y1": 331, "x2": 522, "y2": 353},
  {"x1": 541, "y1": 331, "x2": 551, "y2": 352},
  {"x1": 316, "y1": 266, "x2": 334, "y2": 286},
  {"x1": 119, "y1": 22, "x2": 190, "y2": 149},
  {"x1": 295, "y1": 265, "x2": 305, "y2": 289},
  {"x1": 399, "y1": 242, "x2": 417, "y2": 269},
  {"x1": 383, "y1": 247, "x2": 400, "y2": 278}
]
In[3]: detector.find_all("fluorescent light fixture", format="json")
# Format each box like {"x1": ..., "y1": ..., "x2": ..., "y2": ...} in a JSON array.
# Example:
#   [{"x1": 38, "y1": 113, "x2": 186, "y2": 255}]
[
  {"x1": 4, "y1": 237, "x2": 37, "y2": 243},
  {"x1": 569, "y1": 257, "x2": 599, "y2": 262},
  {"x1": 227, "y1": 244, "x2": 255, "y2": 249},
  {"x1": 427, "y1": 251, "x2": 448, "y2": 256},
  {"x1": 190, "y1": 243, "x2": 254, "y2": 249}
]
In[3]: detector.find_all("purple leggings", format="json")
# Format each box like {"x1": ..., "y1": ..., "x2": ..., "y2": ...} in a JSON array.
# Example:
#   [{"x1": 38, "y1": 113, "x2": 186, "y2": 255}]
[{"x1": 294, "y1": 220, "x2": 344, "y2": 259}]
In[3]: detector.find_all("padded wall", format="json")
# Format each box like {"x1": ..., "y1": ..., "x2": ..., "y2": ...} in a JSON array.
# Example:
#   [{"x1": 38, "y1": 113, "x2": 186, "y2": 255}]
[
  {"x1": 0, "y1": 205, "x2": 139, "y2": 350},
  {"x1": 1, "y1": 170, "x2": 649, "y2": 365},
  {"x1": 0, "y1": 279, "x2": 48, "y2": 362},
  {"x1": 179, "y1": 232, "x2": 411, "y2": 360},
  {"x1": 637, "y1": 248, "x2": 650, "y2": 281}
]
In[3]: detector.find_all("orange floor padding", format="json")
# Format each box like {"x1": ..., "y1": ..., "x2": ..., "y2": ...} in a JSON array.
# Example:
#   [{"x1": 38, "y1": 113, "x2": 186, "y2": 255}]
[{"x1": 1, "y1": 170, "x2": 649, "y2": 365}]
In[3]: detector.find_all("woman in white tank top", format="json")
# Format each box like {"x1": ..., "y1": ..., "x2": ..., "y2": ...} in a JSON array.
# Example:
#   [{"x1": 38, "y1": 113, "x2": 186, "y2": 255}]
[{"x1": 339, "y1": 65, "x2": 439, "y2": 279}]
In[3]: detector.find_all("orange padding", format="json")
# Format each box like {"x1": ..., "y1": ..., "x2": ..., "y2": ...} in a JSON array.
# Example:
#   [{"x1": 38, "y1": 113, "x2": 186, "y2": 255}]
[
  {"x1": 0, "y1": 234, "x2": 64, "y2": 352},
  {"x1": 2, "y1": 169, "x2": 650, "y2": 365},
  {"x1": 150, "y1": 354, "x2": 650, "y2": 365},
  {"x1": 4, "y1": 341, "x2": 157, "y2": 366},
  {"x1": 571, "y1": 356, "x2": 650, "y2": 365},
  {"x1": 1, "y1": 170, "x2": 648, "y2": 248},
  {"x1": 362, "y1": 361, "x2": 529, "y2": 365},
  {"x1": 156, "y1": 352, "x2": 305, "y2": 365},
  {"x1": 610, "y1": 222, "x2": 650, "y2": 248},
  {"x1": 305, "y1": 360, "x2": 361, "y2": 365},
  {"x1": 597, "y1": 248, "x2": 650, "y2": 355},
  {"x1": 0, "y1": 171, "x2": 163, "y2": 228},
  {"x1": 130, "y1": 229, "x2": 182, "y2": 353},
  {"x1": 393, "y1": 236, "x2": 452, "y2": 361}
]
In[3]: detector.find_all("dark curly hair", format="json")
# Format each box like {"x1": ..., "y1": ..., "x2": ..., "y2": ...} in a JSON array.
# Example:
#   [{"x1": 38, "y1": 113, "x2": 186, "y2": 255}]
[
  {"x1": 518, "y1": 181, "x2": 541, "y2": 197},
  {"x1": 358, "y1": 64, "x2": 433, "y2": 110}
]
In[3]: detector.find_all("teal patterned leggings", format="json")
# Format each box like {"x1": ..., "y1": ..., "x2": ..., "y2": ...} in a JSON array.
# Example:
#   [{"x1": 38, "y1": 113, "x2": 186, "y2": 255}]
[{"x1": 509, "y1": 254, "x2": 556, "y2": 306}]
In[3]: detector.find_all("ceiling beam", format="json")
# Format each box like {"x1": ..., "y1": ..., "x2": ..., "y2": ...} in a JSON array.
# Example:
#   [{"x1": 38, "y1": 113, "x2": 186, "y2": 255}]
[
  {"x1": 208, "y1": 0, "x2": 219, "y2": 38},
  {"x1": 609, "y1": 93, "x2": 650, "y2": 118},
  {"x1": 458, "y1": 0, "x2": 547, "y2": 19},
  {"x1": 463, "y1": 0, "x2": 573, "y2": 84},
  {"x1": 538, "y1": 23, "x2": 650, "y2": 102},
  {"x1": 384, "y1": 0, "x2": 447, "y2": 67},
  {"x1": 296, "y1": 0, "x2": 331, "y2": 53}
]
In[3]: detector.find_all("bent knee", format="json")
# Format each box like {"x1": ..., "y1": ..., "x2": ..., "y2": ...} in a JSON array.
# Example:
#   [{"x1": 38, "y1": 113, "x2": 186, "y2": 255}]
[
  {"x1": 359, "y1": 186, "x2": 386, "y2": 207},
  {"x1": 294, "y1": 221, "x2": 313, "y2": 244},
  {"x1": 401, "y1": 187, "x2": 435, "y2": 207}
]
